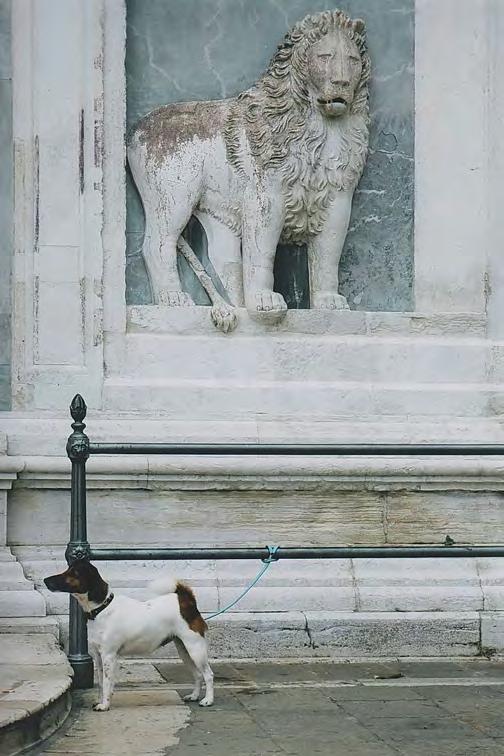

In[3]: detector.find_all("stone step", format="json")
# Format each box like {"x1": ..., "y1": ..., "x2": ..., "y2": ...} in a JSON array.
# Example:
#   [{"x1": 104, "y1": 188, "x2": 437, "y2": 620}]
[
  {"x1": 0, "y1": 634, "x2": 72, "y2": 756},
  {"x1": 121, "y1": 331, "x2": 489, "y2": 383},
  {"x1": 0, "y1": 561, "x2": 36, "y2": 590},
  {"x1": 53, "y1": 610, "x2": 486, "y2": 659},
  {"x1": 0, "y1": 550, "x2": 47, "y2": 618},
  {"x1": 18, "y1": 553, "x2": 504, "y2": 615},
  {"x1": 127, "y1": 306, "x2": 488, "y2": 339},
  {"x1": 3, "y1": 414, "x2": 504, "y2": 458},
  {"x1": 0, "y1": 616, "x2": 60, "y2": 637},
  {"x1": 0, "y1": 590, "x2": 46, "y2": 617},
  {"x1": 103, "y1": 378, "x2": 499, "y2": 418}
]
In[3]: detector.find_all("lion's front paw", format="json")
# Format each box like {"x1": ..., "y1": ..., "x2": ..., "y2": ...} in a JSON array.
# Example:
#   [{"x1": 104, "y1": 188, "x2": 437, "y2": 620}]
[
  {"x1": 157, "y1": 290, "x2": 193, "y2": 307},
  {"x1": 312, "y1": 291, "x2": 349, "y2": 310},
  {"x1": 210, "y1": 303, "x2": 238, "y2": 333},
  {"x1": 247, "y1": 290, "x2": 287, "y2": 324}
]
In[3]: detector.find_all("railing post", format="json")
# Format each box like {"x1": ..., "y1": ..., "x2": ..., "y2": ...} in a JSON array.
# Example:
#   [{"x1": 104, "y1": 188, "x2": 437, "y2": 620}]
[{"x1": 65, "y1": 394, "x2": 94, "y2": 689}]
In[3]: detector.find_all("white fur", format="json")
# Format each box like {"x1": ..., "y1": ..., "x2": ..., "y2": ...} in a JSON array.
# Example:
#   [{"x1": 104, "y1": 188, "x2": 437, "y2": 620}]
[
  {"x1": 74, "y1": 576, "x2": 214, "y2": 711},
  {"x1": 148, "y1": 574, "x2": 178, "y2": 596}
]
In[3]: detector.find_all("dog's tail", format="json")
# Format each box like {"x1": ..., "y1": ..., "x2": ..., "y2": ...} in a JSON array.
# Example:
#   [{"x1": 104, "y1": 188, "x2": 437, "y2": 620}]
[{"x1": 149, "y1": 575, "x2": 178, "y2": 596}]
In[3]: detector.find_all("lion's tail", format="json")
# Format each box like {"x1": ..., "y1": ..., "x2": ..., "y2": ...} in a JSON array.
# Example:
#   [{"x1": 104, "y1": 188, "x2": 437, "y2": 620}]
[{"x1": 176, "y1": 237, "x2": 238, "y2": 333}]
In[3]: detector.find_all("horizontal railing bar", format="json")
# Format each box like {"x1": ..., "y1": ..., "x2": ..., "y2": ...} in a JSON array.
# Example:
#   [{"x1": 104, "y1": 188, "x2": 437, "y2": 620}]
[
  {"x1": 88, "y1": 443, "x2": 504, "y2": 456},
  {"x1": 89, "y1": 546, "x2": 504, "y2": 560}
]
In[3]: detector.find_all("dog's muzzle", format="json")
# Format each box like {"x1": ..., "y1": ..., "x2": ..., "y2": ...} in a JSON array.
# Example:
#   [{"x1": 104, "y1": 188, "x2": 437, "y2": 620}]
[{"x1": 44, "y1": 575, "x2": 69, "y2": 592}]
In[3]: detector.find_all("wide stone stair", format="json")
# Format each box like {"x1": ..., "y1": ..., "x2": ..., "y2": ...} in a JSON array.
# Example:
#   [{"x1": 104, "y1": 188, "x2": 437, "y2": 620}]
[{"x1": 0, "y1": 549, "x2": 72, "y2": 755}]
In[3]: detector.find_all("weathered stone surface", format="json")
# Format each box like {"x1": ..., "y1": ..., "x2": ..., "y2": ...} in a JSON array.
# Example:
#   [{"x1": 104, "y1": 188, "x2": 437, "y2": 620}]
[
  {"x1": 386, "y1": 492, "x2": 504, "y2": 544},
  {"x1": 303, "y1": 611, "x2": 480, "y2": 657},
  {"x1": 480, "y1": 612, "x2": 504, "y2": 652},
  {"x1": 10, "y1": 485, "x2": 504, "y2": 550}
]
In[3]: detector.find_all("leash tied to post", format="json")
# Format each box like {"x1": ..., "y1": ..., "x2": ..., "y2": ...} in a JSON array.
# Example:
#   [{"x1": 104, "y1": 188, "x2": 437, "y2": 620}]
[{"x1": 204, "y1": 545, "x2": 279, "y2": 621}]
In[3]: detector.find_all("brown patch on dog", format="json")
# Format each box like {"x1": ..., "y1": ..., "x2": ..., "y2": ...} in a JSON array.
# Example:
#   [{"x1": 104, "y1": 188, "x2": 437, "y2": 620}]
[
  {"x1": 65, "y1": 575, "x2": 82, "y2": 590},
  {"x1": 176, "y1": 582, "x2": 207, "y2": 637}
]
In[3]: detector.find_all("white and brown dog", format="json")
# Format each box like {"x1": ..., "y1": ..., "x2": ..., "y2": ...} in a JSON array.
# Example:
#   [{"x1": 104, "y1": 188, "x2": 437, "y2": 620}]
[{"x1": 44, "y1": 560, "x2": 214, "y2": 711}]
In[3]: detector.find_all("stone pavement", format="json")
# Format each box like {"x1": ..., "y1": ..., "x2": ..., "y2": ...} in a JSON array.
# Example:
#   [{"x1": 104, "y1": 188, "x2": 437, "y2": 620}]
[{"x1": 30, "y1": 658, "x2": 504, "y2": 756}]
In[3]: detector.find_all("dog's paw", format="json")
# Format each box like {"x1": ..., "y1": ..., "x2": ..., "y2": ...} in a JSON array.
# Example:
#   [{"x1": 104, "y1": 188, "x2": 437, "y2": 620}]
[
  {"x1": 92, "y1": 702, "x2": 110, "y2": 712},
  {"x1": 183, "y1": 693, "x2": 200, "y2": 702},
  {"x1": 199, "y1": 697, "x2": 213, "y2": 707}
]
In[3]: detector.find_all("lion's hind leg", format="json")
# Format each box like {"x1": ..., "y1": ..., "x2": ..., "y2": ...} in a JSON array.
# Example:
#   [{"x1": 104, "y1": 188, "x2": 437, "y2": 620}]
[{"x1": 128, "y1": 142, "x2": 201, "y2": 307}]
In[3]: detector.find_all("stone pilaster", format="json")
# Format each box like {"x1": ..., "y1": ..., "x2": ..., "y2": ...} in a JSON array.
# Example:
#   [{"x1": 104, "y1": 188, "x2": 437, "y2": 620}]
[
  {"x1": 10, "y1": 0, "x2": 107, "y2": 410},
  {"x1": 414, "y1": 0, "x2": 488, "y2": 314}
]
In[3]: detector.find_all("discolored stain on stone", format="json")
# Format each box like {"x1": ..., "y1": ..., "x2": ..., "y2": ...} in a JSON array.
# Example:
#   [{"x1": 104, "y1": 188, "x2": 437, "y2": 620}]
[{"x1": 133, "y1": 100, "x2": 229, "y2": 163}]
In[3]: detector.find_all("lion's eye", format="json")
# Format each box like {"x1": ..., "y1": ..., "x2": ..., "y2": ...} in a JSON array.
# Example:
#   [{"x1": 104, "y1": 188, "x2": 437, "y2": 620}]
[
  {"x1": 317, "y1": 53, "x2": 331, "y2": 61},
  {"x1": 350, "y1": 56, "x2": 360, "y2": 64}
]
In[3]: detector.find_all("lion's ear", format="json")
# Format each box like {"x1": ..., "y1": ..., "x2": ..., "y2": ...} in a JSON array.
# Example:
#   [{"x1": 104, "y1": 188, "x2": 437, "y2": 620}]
[{"x1": 353, "y1": 18, "x2": 365, "y2": 34}]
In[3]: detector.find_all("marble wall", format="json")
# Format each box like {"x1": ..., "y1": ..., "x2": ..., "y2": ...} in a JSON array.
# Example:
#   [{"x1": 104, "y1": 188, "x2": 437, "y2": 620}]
[
  {"x1": 0, "y1": 0, "x2": 11, "y2": 409},
  {"x1": 125, "y1": 0, "x2": 414, "y2": 311}
]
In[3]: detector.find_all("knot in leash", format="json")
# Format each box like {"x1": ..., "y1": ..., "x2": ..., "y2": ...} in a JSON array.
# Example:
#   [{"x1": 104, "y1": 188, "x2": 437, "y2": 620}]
[
  {"x1": 261, "y1": 545, "x2": 280, "y2": 564},
  {"x1": 204, "y1": 545, "x2": 280, "y2": 621}
]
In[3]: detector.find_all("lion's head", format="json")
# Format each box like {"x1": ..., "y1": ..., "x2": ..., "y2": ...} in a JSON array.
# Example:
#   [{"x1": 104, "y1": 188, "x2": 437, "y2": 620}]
[
  {"x1": 274, "y1": 11, "x2": 369, "y2": 120},
  {"x1": 225, "y1": 9, "x2": 370, "y2": 243},
  {"x1": 304, "y1": 19, "x2": 366, "y2": 118},
  {"x1": 242, "y1": 9, "x2": 369, "y2": 159}
]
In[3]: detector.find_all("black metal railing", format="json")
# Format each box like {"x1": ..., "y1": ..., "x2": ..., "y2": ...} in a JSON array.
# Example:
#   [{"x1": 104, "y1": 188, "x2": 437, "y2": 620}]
[{"x1": 65, "y1": 395, "x2": 504, "y2": 688}]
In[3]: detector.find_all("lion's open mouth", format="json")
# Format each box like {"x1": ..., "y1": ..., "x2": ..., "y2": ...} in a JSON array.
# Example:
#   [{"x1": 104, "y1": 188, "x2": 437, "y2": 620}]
[
  {"x1": 317, "y1": 96, "x2": 348, "y2": 117},
  {"x1": 318, "y1": 97, "x2": 347, "y2": 106}
]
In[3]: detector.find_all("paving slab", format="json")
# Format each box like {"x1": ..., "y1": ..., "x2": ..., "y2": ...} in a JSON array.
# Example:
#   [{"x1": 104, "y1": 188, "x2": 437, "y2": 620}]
[{"x1": 35, "y1": 689, "x2": 189, "y2": 756}]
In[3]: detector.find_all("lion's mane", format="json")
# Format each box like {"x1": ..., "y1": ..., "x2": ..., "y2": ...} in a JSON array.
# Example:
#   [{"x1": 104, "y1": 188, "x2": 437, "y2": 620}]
[{"x1": 224, "y1": 10, "x2": 370, "y2": 244}]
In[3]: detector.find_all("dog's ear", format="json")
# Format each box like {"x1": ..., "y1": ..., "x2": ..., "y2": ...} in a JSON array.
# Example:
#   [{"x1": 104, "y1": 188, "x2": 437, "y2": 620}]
[{"x1": 79, "y1": 561, "x2": 109, "y2": 604}]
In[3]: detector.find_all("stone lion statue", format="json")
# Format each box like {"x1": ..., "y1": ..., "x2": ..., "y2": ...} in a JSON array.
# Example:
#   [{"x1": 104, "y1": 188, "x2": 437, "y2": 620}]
[{"x1": 128, "y1": 9, "x2": 370, "y2": 332}]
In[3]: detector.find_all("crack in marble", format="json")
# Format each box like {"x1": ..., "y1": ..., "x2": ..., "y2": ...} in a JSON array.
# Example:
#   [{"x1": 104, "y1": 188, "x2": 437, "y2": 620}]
[
  {"x1": 129, "y1": 21, "x2": 188, "y2": 98},
  {"x1": 203, "y1": 0, "x2": 227, "y2": 99}
]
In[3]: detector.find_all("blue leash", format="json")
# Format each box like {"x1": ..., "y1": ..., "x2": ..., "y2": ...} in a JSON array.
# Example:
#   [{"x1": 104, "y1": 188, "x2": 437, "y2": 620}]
[{"x1": 204, "y1": 545, "x2": 279, "y2": 621}]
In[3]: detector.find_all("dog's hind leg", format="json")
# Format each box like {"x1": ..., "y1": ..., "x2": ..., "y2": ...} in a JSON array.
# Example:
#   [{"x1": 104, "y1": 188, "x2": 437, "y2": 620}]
[
  {"x1": 181, "y1": 633, "x2": 214, "y2": 707},
  {"x1": 174, "y1": 638, "x2": 203, "y2": 702},
  {"x1": 93, "y1": 652, "x2": 117, "y2": 712}
]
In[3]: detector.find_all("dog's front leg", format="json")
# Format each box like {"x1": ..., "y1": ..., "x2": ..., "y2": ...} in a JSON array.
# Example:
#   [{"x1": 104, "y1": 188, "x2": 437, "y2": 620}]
[
  {"x1": 89, "y1": 647, "x2": 103, "y2": 707},
  {"x1": 93, "y1": 652, "x2": 117, "y2": 712}
]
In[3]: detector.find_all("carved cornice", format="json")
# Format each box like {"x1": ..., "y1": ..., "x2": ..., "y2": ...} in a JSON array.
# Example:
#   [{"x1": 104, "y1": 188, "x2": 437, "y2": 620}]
[{"x1": 4, "y1": 454, "x2": 504, "y2": 492}]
